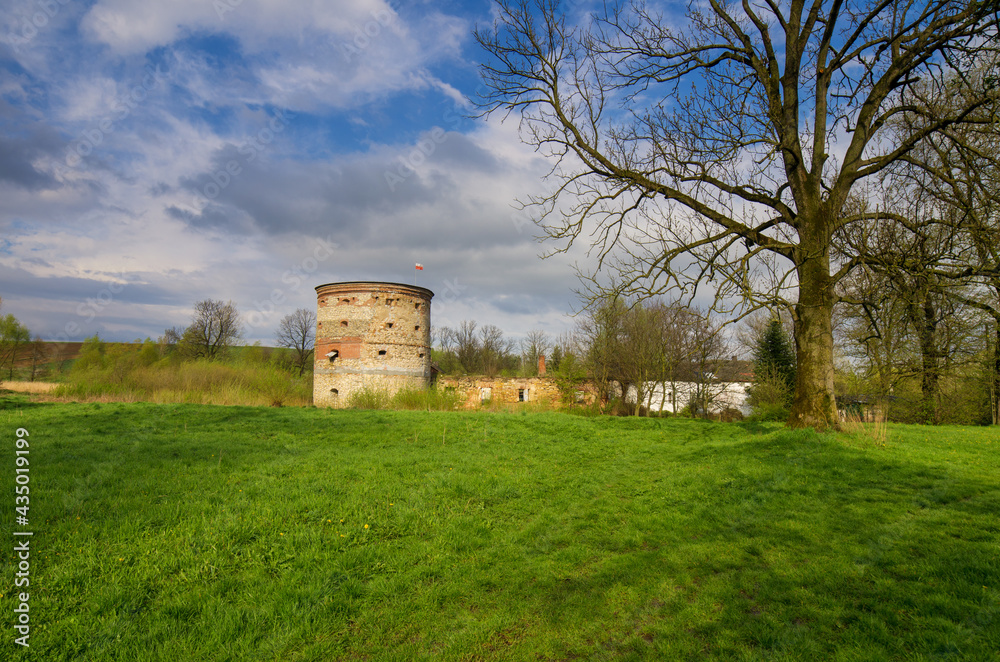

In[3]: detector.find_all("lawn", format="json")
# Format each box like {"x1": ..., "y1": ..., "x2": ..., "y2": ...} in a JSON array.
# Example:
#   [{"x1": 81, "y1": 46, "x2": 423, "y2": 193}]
[{"x1": 1, "y1": 396, "x2": 998, "y2": 660}]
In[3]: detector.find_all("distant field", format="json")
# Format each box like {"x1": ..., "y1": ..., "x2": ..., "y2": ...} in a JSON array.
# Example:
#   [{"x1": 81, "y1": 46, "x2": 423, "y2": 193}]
[{"x1": 0, "y1": 397, "x2": 997, "y2": 660}]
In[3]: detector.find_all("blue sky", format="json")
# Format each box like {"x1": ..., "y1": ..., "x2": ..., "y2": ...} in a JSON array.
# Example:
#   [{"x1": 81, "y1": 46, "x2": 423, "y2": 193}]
[{"x1": 0, "y1": 0, "x2": 593, "y2": 345}]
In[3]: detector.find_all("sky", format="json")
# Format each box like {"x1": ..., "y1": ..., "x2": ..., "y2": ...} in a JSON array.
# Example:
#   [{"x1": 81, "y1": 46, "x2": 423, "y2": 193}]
[{"x1": 0, "y1": 0, "x2": 595, "y2": 345}]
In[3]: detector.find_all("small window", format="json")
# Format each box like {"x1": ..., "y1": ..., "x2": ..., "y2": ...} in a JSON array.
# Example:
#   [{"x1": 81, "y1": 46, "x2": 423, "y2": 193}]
[
  {"x1": 418, "y1": 352, "x2": 424, "y2": 358},
  {"x1": 414, "y1": 325, "x2": 420, "y2": 331},
  {"x1": 341, "y1": 320, "x2": 348, "y2": 327},
  {"x1": 414, "y1": 303, "x2": 421, "y2": 310},
  {"x1": 385, "y1": 298, "x2": 394, "y2": 306},
  {"x1": 386, "y1": 322, "x2": 394, "y2": 329},
  {"x1": 331, "y1": 388, "x2": 339, "y2": 395},
  {"x1": 317, "y1": 322, "x2": 323, "y2": 328},
  {"x1": 340, "y1": 298, "x2": 350, "y2": 304},
  {"x1": 518, "y1": 389, "x2": 528, "y2": 402},
  {"x1": 378, "y1": 350, "x2": 387, "y2": 356},
  {"x1": 480, "y1": 387, "x2": 492, "y2": 402},
  {"x1": 326, "y1": 350, "x2": 339, "y2": 363}
]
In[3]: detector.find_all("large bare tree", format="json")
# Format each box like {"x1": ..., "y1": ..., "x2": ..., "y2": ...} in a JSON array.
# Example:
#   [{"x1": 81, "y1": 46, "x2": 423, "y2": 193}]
[{"x1": 476, "y1": 0, "x2": 1000, "y2": 429}]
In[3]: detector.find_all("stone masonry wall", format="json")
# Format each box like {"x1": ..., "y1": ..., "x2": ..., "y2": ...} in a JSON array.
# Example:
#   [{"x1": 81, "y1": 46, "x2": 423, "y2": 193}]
[
  {"x1": 435, "y1": 375, "x2": 564, "y2": 409},
  {"x1": 314, "y1": 282, "x2": 433, "y2": 407}
]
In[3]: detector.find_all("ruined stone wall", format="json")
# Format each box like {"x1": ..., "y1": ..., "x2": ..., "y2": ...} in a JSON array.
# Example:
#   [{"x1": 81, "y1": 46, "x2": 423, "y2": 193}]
[
  {"x1": 314, "y1": 282, "x2": 433, "y2": 407},
  {"x1": 435, "y1": 376, "x2": 564, "y2": 409}
]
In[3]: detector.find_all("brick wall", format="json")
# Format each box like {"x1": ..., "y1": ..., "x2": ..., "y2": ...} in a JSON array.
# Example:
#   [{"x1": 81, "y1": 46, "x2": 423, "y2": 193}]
[{"x1": 314, "y1": 282, "x2": 433, "y2": 407}]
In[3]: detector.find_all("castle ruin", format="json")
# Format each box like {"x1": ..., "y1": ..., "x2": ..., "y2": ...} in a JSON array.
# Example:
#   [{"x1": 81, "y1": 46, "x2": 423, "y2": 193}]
[{"x1": 313, "y1": 281, "x2": 434, "y2": 407}]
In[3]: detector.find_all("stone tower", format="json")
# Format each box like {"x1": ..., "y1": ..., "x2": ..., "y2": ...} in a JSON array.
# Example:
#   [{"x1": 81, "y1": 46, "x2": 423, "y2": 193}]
[{"x1": 313, "y1": 281, "x2": 434, "y2": 407}]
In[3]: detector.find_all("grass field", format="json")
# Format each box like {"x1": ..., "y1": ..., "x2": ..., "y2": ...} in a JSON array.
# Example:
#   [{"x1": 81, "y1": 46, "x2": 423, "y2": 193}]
[{"x1": 1, "y1": 396, "x2": 998, "y2": 661}]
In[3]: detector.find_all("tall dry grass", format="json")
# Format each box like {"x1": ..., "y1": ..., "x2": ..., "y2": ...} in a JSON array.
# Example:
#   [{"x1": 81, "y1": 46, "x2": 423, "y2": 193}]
[
  {"x1": 1, "y1": 381, "x2": 59, "y2": 394},
  {"x1": 55, "y1": 356, "x2": 312, "y2": 406},
  {"x1": 841, "y1": 404, "x2": 889, "y2": 446}
]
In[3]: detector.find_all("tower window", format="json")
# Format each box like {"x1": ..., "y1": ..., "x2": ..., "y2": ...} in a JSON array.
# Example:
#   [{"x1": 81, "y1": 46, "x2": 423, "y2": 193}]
[
  {"x1": 414, "y1": 325, "x2": 420, "y2": 331},
  {"x1": 386, "y1": 322, "x2": 394, "y2": 329},
  {"x1": 341, "y1": 320, "x2": 348, "y2": 327},
  {"x1": 378, "y1": 350, "x2": 387, "y2": 356},
  {"x1": 340, "y1": 298, "x2": 351, "y2": 304}
]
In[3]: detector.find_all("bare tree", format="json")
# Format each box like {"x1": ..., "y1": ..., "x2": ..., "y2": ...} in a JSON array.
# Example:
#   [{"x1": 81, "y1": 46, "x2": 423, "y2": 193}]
[
  {"x1": 180, "y1": 300, "x2": 243, "y2": 360},
  {"x1": 454, "y1": 320, "x2": 480, "y2": 373},
  {"x1": 480, "y1": 324, "x2": 515, "y2": 377},
  {"x1": 275, "y1": 308, "x2": 316, "y2": 376},
  {"x1": 520, "y1": 329, "x2": 551, "y2": 375},
  {"x1": 27, "y1": 336, "x2": 49, "y2": 382},
  {"x1": 686, "y1": 311, "x2": 730, "y2": 419},
  {"x1": 476, "y1": 0, "x2": 1000, "y2": 429}
]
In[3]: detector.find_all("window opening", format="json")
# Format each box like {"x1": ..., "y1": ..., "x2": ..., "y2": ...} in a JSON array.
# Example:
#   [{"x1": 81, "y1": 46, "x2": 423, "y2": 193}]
[{"x1": 378, "y1": 350, "x2": 387, "y2": 356}]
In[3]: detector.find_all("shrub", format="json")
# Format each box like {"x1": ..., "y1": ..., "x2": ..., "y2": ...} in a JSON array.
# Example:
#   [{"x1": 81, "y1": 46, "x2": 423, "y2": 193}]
[
  {"x1": 346, "y1": 386, "x2": 392, "y2": 410},
  {"x1": 390, "y1": 386, "x2": 461, "y2": 411}
]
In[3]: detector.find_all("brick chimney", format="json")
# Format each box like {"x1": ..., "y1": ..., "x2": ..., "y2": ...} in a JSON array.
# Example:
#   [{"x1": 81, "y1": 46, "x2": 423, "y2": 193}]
[{"x1": 538, "y1": 354, "x2": 546, "y2": 376}]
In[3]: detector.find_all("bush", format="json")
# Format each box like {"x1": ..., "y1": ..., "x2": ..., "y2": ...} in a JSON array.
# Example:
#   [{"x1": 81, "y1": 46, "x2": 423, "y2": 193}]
[
  {"x1": 746, "y1": 366, "x2": 792, "y2": 420},
  {"x1": 390, "y1": 387, "x2": 461, "y2": 411},
  {"x1": 346, "y1": 386, "x2": 392, "y2": 410},
  {"x1": 746, "y1": 402, "x2": 790, "y2": 422}
]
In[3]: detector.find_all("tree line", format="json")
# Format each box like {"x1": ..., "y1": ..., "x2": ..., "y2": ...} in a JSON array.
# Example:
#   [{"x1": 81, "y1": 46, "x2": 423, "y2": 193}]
[{"x1": 475, "y1": 0, "x2": 1000, "y2": 429}]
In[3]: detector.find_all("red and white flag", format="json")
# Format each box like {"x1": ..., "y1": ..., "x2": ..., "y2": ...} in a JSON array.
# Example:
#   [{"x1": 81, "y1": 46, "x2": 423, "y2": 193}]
[{"x1": 415, "y1": 263, "x2": 424, "y2": 270}]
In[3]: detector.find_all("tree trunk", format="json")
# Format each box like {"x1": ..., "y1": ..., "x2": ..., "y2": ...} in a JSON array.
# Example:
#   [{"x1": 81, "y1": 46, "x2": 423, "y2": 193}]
[
  {"x1": 788, "y1": 246, "x2": 840, "y2": 430},
  {"x1": 993, "y1": 321, "x2": 1000, "y2": 426},
  {"x1": 914, "y1": 305, "x2": 941, "y2": 425}
]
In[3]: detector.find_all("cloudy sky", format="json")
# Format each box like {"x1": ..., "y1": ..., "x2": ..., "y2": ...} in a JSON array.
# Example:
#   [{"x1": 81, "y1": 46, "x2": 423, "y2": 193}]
[{"x1": 0, "y1": 0, "x2": 596, "y2": 345}]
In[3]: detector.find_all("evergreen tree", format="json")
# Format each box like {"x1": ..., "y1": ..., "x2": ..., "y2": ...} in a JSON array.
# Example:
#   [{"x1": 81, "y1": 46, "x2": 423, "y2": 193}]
[{"x1": 754, "y1": 319, "x2": 797, "y2": 392}]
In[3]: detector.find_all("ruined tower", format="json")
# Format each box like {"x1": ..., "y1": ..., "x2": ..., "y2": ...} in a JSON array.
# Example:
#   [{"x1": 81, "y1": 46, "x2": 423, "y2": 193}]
[{"x1": 313, "y1": 281, "x2": 433, "y2": 407}]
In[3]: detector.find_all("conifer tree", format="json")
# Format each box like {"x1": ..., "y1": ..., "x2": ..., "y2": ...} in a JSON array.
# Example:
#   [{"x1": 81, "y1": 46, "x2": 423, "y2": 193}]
[{"x1": 754, "y1": 320, "x2": 797, "y2": 394}]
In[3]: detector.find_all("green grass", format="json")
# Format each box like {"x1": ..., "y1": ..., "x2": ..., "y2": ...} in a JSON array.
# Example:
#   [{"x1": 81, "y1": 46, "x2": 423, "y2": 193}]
[{"x1": 1, "y1": 395, "x2": 998, "y2": 661}]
